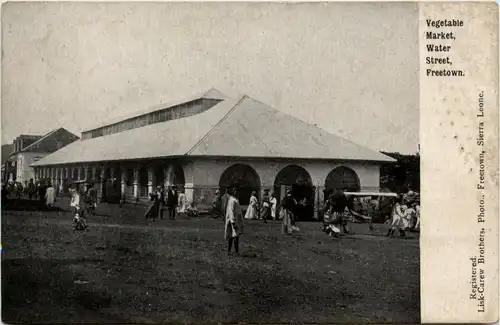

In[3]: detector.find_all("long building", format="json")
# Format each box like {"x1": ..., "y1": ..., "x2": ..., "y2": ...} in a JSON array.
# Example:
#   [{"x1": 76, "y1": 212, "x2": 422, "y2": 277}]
[{"x1": 31, "y1": 88, "x2": 395, "y2": 217}]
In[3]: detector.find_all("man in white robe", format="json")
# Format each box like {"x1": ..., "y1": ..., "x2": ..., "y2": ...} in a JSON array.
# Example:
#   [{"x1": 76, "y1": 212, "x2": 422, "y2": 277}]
[
  {"x1": 225, "y1": 188, "x2": 244, "y2": 256},
  {"x1": 45, "y1": 183, "x2": 56, "y2": 207}
]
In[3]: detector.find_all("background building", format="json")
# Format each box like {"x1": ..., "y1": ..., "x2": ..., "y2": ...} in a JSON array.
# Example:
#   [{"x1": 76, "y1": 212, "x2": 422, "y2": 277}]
[
  {"x1": 32, "y1": 89, "x2": 395, "y2": 217},
  {"x1": 4, "y1": 128, "x2": 79, "y2": 184}
]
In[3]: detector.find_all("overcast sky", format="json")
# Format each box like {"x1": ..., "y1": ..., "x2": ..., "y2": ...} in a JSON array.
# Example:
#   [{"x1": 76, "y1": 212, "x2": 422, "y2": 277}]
[{"x1": 1, "y1": 2, "x2": 419, "y2": 154}]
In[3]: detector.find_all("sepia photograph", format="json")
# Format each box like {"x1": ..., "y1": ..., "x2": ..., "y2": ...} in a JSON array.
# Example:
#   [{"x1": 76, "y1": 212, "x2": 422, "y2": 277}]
[{"x1": 1, "y1": 2, "x2": 422, "y2": 323}]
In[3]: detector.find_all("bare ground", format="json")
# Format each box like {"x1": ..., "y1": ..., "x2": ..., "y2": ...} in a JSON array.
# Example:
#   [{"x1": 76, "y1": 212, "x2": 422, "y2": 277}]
[{"x1": 2, "y1": 198, "x2": 420, "y2": 324}]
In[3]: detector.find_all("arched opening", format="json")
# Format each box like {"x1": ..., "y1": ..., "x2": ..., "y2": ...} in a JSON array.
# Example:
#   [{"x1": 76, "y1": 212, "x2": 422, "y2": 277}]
[
  {"x1": 85, "y1": 168, "x2": 92, "y2": 181},
  {"x1": 139, "y1": 166, "x2": 148, "y2": 197},
  {"x1": 273, "y1": 165, "x2": 314, "y2": 220},
  {"x1": 105, "y1": 166, "x2": 121, "y2": 203},
  {"x1": 165, "y1": 164, "x2": 185, "y2": 192},
  {"x1": 172, "y1": 165, "x2": 185, "y2": 192},
  {"x1": 125, "y1": 168, "x2": 134, "y2": 186},
  {"x1": 219, "y1": 164, "x2": 261, "y2": 205},
  {"x1": 324, "y1": 166, "x2": 361, "y2": 197},
  {"x1": 154, "y1": 165, "x2": 165, "y2": 188}
]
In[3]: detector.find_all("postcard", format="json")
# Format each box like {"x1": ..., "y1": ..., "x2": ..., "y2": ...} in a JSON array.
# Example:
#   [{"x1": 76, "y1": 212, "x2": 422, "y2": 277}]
[{"x1": 1, "y1": 1, "x2": 498, "y2": 323}]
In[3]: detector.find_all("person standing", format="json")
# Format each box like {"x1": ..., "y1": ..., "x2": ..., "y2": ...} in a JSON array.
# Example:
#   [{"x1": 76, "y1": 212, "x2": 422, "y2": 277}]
[
  {"x1": 144, "y1": 189, "x2": 160, "y2": 223},
  {"x1": 38, "y1": 181, "x2": 46, "y2": 205},
  {"x1": 260, "y1": 191, "x2": 270, "y2": 223},
  {"x1": 387, "y1": 195, "x2": 407, "y2": 237},
  {"x1": 45, "y1": 182, "x2": 56, "y2": 208},
  {"x1": 212, "y1": 190, "x2": 222, "y2": 218},
  {"x1": 220, "y1": 188, "x2": 230, "y2": 221},
  {"x1": 88, "y1": 183, "x2": 98, "y2": 216},
  {"x1": 177, "y1": 190, "x2": 186, "y2": 214},
  {"x1": 244, "y1": 191, "x2": 259, "y2": 220},
  {"x1": 27, "y1": 179, "x2": 35, "y2": 200},
  {"x1": 329, "y1": 190, "x2": 350, "y2": 234},
  {"x1": 167, "y1": 186, "x2": 178, "y2": 220},
  {"x1": 70, "y1": 186, "x2": 88, "y2": 231},
  {"x1": 225, "y1": 187, "x2": 244, "y2": 256},
  {"x1": 270, "y1": 192, "x2": 277, "y2": 220},
  {"x1": 157, "y1": 186, "x2": 166, "y2": 220},
  {"x1": 281, "y1": 190, "x2": 296, "y2": 235}
]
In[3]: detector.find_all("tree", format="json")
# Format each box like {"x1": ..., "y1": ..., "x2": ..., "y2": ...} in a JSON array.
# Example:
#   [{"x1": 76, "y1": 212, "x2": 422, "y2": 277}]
[{"x1": 380, "y1": 152, "x2": 420, "y2": 193}]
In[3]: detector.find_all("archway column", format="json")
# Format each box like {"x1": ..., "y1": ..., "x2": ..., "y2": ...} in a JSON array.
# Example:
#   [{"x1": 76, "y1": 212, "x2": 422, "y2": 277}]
[
  {"x1": 56, "y1": 168, "x2": 61, "y2": 194},
  {"x1": 147, "y1": 166, "x2": 154, "y2": 195},
  {"x1": 120, "y1": 166, "x2": 127, "y2": 200},
  {"x1": 163, "y1": 166, "x2": 170, "y2": 188},
  {"x1": 164, "y1": 165, "x2": 174, "y2": 187},
  {"x1": 99, "y1": 165, "x2": 106, "y2": 202},
  {"x1": 133, "y1": 166, "x2": 140, "y2": 200},
  {"x1": 52, "y1": 168, "x2": 57, "y2": 191},
  {"x1": 84, "y1": 165, "x2": 90, "y2": 181}
]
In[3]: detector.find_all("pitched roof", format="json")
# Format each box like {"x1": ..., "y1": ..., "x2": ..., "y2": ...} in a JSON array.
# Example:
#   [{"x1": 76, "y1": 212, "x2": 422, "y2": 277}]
[
  {"x1": 32, "y1": 92, "x2": 395, "y2": 166},
  {"x1": 20, "y1": 129, "x2": 59, "y2": 152},
  {"x1": 188, "y1": 96, "x2": 394, "y2": 162},
  {"x1": 32, "y1": 98, "x2": 240, "y2": 166},
  {"x1": 21, "y1": 128, "x2": 79, "y2": 153}
]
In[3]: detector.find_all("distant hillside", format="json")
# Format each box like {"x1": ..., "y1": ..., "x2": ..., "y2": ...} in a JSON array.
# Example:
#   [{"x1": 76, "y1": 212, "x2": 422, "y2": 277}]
[
  {"x1": 1, "y1": 144, "x2": 13, "y2": 165},
  {"x1": 380, "y1": 151, "x2": 420, "y2": 193}
]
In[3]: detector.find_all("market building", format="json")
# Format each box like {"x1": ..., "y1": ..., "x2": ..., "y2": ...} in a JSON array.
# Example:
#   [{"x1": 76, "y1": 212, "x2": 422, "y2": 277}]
[{"x1": 31, "y1": 88, "x2": 395, "y2": 218}]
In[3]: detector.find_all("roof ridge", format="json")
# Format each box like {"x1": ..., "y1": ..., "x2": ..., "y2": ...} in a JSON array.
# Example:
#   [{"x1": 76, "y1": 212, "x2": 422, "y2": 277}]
[
  {"x1": 82, "y1": 89, "x2": 217, "y2": 133},
  {"x1": 244, "y1": 96, "x2": 389, "y2": 159},
  {"x1": 201, "y1": 87, "x2": 216, "y2": 97},
  {"x1": 20, "y1": 128, "x2": 61, "y2": 152},
  {"x1": 185, "y1": 95, "x2": 247, "y2": 156}
]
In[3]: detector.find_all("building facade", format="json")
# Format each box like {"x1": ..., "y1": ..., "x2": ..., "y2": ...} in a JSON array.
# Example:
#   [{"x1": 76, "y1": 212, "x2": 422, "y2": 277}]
[
  {"x1": 4, "y1": 128, "x2": 79, "y2": 184},
  {"x1": 31, "y1": 88, "x2": 395, "y2": 217}
]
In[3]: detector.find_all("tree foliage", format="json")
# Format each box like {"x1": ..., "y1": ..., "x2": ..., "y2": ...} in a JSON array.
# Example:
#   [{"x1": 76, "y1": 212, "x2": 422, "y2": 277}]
[{"x1": 380, "y1": 152, "x2": 420, "y2": 193}]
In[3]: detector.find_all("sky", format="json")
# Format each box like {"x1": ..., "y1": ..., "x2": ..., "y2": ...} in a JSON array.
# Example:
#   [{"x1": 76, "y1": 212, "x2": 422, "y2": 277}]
[{"x1": 1, "y1": 2, "x2": 419, "y2": 154}]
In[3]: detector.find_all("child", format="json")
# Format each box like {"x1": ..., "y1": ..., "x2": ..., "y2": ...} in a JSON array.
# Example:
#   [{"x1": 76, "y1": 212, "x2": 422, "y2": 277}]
[{"x1": 186, "y1": 202, "x2": 199, "y2": 218}]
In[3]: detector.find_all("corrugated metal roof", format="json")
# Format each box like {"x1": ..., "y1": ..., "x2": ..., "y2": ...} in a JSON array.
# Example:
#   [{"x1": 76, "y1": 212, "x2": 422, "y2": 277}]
[
  {"x1": 81, "y1": 88, "x2": 230, "y2": 132},
  {"x1": 32, "y1": 92, "x2": 395, "y2": 166},
  {"x1": 189, "y1": 96, "x2": 395, "y2": 162}
]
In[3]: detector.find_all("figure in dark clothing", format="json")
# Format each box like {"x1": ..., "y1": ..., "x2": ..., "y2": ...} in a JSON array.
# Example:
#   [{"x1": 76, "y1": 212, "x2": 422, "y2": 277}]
[
  {"x1": 38, "y1": 181, "x2": 47, "y2": 205},
  {"x1": 261, "y1": 191, "x2": 270, "y2": 223},
  {"x1": 27, "y1": 179, "x2": 35, "y2": 200},
  {"x1": 212, "y1": 190, "x2": 222, "y2": 218},
  {"x1": 166, "y1": 186, "x2": 178, "y2": 220},
  {"x1": 221, "y1": 189, "x2": 230, "y2": 220},
  {"x1": 144, "y1": 190, "x2": 160, "y2": 223},
  {"x1": 328, "y1": 190, "x2": 351, "y2": 234},
  {"x1": 281, "y1": 190, "x2": 297, "y2": 234},
  {"x1": 157, "y1": 186, "x2": 165, "y2": 219}
]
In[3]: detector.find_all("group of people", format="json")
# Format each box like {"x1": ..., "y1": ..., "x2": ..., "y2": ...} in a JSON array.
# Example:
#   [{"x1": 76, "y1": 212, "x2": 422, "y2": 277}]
[
  {"x1": 1, "y1": 178, "x2": 59, "y2": 208},
  {"x1": 143, "y1": 186, "x2": 183, "y2": 223},
  {"x1": 321, "y1": 189, "x2": 420, "y2": 238},
  {"x1": 69, "y1": 182, "x2": 98, "y2": 231},
  {"x1": 386, "y1": 191, "x2": 420, "y2": 238}
]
